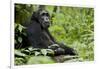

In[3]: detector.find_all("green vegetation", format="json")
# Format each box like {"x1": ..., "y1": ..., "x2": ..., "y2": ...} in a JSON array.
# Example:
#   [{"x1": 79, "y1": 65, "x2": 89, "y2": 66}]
[{"x1": 15, "y1": 4, "x2": 94, "y2": 65}]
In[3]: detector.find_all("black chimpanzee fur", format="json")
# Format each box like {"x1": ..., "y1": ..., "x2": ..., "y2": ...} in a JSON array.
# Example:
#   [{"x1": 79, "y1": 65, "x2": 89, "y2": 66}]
[{"x1": 25, "y1": 9, "x2": 77, "y2": 56}]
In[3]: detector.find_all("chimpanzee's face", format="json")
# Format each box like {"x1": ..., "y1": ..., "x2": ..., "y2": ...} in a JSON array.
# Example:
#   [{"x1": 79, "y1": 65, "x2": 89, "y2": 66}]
[{"x1": 38, "y1": 10, "x2": 50, "y2": 29}]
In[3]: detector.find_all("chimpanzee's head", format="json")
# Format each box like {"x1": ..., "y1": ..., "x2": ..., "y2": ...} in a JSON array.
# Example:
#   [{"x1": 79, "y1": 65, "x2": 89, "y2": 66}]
[{"x1": 31, "y1": 9, "x2": 51, "y2": 29}]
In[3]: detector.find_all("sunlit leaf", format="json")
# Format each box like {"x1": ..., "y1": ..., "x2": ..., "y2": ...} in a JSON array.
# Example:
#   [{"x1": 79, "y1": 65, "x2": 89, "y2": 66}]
[
  {"x1": 15, "y1": 50, "x2": 26, "y2": 57},
  {"x1": 41, "y1": 49, "x2": 47, "y2": 56},
  {"x1": 35, "y1": 51, "x2": 40, "y2": 56}
]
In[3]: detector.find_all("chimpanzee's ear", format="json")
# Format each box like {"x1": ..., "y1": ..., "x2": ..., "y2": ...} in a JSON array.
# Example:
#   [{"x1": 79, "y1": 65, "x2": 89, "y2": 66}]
[{"x1": 31, "y1": 12, "x2": 38, "y2": 20}]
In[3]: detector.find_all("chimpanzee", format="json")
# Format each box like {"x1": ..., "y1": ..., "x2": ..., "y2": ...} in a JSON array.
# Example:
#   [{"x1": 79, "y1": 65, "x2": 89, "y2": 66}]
[{"x1": 25, "y1": 9, "x2": 76, "y2": 56}]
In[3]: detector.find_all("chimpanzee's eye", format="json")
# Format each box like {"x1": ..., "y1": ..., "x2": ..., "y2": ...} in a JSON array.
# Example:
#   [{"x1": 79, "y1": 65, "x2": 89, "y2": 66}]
[
  {"x1": 41, "y1": 13, "x2": 49, "y2": 17},
  {"x1": 41, "y1": 13, "x2": 45, "y2": 16},
  {"x1": 46, "y1": 13, "x2": 49, "y2": 16}
]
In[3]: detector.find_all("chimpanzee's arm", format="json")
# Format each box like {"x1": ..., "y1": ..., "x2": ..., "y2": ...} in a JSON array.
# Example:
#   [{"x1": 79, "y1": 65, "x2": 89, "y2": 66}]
[{"x1": 45, "y1": 29, "x2": 57, "y2": 44}]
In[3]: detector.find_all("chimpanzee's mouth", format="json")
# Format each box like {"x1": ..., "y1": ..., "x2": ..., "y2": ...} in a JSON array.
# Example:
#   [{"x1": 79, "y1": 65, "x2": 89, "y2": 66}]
[{"x1": 45, "y1": 22, "x2": 50, "y2": 27}]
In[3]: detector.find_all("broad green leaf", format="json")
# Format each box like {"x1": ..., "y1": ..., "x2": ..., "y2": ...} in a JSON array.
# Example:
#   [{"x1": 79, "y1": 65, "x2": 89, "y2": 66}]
[
  {"x1": 18, "y1": 24, "x2": 23, "y2": 32},
  {"x1": 35, "y1": 51, "x2": 40, "y2": 56},
  {"x1": 15, "y1": 50, "x2": 26, "y2": 57},
  {"x1": 18, "y1": 37, "x2": 22, "y2": 43},
  {"x1": 41, "y1": 49, "x2": 47, "y2": 56}
]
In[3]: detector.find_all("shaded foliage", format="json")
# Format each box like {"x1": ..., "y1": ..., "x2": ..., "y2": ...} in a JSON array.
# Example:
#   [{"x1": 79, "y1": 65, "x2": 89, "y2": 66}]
[{"x1": 14, "y1": 4, "x2": 94, "y2": 65}]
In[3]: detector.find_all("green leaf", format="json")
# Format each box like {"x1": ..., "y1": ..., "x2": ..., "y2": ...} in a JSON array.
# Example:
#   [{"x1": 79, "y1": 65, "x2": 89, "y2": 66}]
[
  {"x1": 35, "y1": 51, "x2": 40, "y2": 56},
  {"x1": 23, "y1": 32, "x2": 27, "y2": 36},
  {"x1": 47, "y1": 49, "x2": 54, "y2": 55},
  {"x1": 41, "y1": 49, "x2": 47, "y2": 56},
  {"x1": 18, "y1": 24, "x2": 23, "y2": 32},
  {"x1": 18, "y1": 24, "x2": 26, "y2": 32},
  {"x1": 15, "y1": 50, "x2": 26, "y2": 57},
  {"x1": 28, "y1": 47, "x2": 33, "y2": 51},
  {"x1": 18, "y1": 37, "x2": 22, "y2": 43}
]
